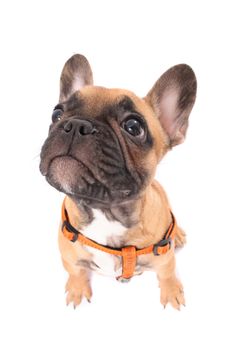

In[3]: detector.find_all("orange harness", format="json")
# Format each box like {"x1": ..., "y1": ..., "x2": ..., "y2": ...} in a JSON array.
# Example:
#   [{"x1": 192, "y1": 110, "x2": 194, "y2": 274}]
[{"x1": 61, "y1": 200, "x2": 177, "y2": 281}]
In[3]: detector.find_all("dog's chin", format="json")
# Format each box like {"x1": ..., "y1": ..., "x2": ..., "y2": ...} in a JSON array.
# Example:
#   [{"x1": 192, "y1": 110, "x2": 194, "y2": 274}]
[
  {"x1": 46, "y1": 156, "x2": 134, "y2": 208},
  {"x1": 46, "y1": 156, "x2": 93, "y2": 195}
]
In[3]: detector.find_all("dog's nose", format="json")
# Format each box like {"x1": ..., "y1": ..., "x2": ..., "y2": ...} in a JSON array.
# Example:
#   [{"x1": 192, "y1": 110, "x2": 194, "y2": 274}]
[{"x1": 63, "y1": 119, "x2": 96, "y2": 135}]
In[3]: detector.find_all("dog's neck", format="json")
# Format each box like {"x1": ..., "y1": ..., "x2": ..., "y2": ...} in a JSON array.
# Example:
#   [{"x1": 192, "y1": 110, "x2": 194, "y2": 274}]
[
  {"x1": 71, "y1": 195, "x2": 141, "y2": 228},
  {"x1": 65, "y1": 180, "x2": 171, "y2": 247}
]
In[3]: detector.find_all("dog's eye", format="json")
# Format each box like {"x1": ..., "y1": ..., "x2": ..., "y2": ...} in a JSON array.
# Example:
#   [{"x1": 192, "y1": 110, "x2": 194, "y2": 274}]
[
  {"x1": 52, "y1": 109, "x2": 63, "y2": 123},
  {"x1": 122, "y1": 118, "x2": 144, "y2": 137}
]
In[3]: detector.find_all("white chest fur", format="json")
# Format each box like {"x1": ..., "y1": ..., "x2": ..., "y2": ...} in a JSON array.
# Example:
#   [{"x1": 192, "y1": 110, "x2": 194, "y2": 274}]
[{"x1": 81, "y1": 209, "x2": 126, "y2": 277}]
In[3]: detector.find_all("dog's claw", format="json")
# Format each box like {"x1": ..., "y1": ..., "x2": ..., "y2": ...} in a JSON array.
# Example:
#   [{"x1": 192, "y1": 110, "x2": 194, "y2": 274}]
[
  {"x1": 160, "y1": 278, "x2": 185, "y2": 310},
  {"x1": 65, "y1": 275, "x2": 92, "y2": 308}
]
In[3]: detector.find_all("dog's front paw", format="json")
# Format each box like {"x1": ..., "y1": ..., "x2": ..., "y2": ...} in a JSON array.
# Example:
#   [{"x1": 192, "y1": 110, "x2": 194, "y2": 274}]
[
  {"x1": 65, "y1": 274, "x2": 92, "y2": 308},
  {"x1": 159, "y1": 277, "x2": 185, "y2": 310}
]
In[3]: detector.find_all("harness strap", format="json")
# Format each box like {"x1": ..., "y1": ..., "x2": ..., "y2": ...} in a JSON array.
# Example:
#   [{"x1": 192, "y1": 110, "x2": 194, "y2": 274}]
[
  {"x1": 121, "y1": 246, "x2": 137, "y2": 279},
  {"x1": 61, "y1": 199, "x2": 177, "y2": 280}
]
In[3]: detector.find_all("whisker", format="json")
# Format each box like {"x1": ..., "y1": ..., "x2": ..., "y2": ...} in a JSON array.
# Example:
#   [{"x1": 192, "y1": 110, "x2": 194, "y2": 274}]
[{"x1": 32, "y1": 154, "x2": 40, "y2": 161}]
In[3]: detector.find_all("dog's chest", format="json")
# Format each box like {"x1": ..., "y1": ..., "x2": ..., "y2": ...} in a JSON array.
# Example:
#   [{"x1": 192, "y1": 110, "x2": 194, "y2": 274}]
[{"x1": 81, "y1": 210, "x2": 126, "y2": 277}]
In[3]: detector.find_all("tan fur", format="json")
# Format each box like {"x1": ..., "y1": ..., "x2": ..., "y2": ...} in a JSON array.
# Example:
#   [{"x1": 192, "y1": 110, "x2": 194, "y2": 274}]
[
  {"x1": 59, "y1": 181, "x2": 186, "y2": 309},
  {"x1": 57, "y1": 87, "x2": 188, "y2": 309},
  {"x1": 41, "y1": 55, "x2": 196, "y2": 309}
]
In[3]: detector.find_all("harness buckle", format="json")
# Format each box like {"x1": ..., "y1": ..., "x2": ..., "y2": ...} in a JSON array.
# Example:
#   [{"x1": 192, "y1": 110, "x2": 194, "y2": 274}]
[{"x1": 153, "y1": 238, "x2": 172, "y2": 256}]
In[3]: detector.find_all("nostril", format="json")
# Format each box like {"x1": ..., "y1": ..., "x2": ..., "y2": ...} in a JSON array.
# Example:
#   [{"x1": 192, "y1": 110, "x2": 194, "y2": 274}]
[
  {"x1": 79, "y1": 125, "x2": 88, "y2": 135},
  {"x1": 79, "y1": 122, "x2": 96, "y2": 135},
  {"x1": 63, "y1": 119, "x2": 97, "y2": 135},
  {"x1": 64, "y1": 121, "x2": 73, "y2": 133}
]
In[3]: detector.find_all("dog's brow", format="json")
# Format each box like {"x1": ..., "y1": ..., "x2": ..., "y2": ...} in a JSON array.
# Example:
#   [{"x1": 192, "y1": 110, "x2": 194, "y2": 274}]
[
  {"x1": 65, "y1": 92, "x2": 83, "y2": 111},
  {"x1": 118, "y1": 96, "x2": 135, "y2": 111}
]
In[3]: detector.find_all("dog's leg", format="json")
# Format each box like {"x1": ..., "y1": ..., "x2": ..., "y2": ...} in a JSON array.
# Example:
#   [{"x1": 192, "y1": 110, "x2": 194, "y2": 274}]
[
  {"x1": 154, "y1": 252, "x2": 185, "y2": 310},
  {"x1": 175, "y1": 227, "x2": 186, "y2": 248},
  {"x1": 62, "y1": 259, "x2": 92, "y2": 308}
]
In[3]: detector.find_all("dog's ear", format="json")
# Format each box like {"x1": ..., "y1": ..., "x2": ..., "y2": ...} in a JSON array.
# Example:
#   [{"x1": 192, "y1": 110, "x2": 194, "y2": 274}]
[
  {"x1": 145, "y1": 64, "x2": 197, "y2": 146},
  {"x1": 59, "y1": 54, "x2": 93, "y2": 102}
]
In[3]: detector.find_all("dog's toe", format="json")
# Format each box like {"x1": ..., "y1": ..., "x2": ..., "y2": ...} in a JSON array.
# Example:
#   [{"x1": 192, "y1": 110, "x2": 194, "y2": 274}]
[
  {"x1": 65, "y1": 275, "x2": 92, "y2": 308},
  {"x1": 160, "y1": 278, "x2": 185, "y2": 310}
]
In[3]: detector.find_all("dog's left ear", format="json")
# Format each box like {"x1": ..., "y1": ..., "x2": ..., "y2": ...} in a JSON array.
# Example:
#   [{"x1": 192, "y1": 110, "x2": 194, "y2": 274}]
[
  {"x1": 145, "y1": 64, "x2": 197, "y2": 146},
  {"x1": 59, "y1": 54, "x2": 93, "y2": 102}
]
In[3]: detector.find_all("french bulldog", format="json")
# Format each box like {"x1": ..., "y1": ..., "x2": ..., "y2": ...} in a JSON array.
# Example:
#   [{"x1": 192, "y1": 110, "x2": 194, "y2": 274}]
[{"x1": 40, "y1": 54, "x2": 196, "y2": 309}]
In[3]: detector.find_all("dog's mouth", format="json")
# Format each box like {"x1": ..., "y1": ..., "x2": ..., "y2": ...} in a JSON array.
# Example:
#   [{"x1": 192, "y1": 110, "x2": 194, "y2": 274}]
[{"x1": 44, "y1": 155, "x2": 133, "y2": 206}]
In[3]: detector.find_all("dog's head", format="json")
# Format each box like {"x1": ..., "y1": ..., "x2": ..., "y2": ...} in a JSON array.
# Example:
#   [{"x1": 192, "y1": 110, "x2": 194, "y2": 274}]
[{"x1": 40, "y1": 54, "x2": 196, "y2": 209}]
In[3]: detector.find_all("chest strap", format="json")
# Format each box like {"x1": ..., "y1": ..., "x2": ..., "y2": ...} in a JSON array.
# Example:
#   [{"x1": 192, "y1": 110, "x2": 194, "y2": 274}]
[{"x1": 61, "y1": 200, "x2": 177, "y2": 281}]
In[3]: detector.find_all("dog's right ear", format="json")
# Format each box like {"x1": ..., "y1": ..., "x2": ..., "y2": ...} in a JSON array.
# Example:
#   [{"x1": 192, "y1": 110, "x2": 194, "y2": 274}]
[{"x1": 59, "y1": 54, "x2": 93, "y2": 102}]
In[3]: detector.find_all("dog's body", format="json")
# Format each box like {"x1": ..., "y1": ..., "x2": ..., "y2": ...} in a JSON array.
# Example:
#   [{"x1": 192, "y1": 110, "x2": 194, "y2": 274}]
[{"x1": 40, "y1": 55, "x2": 196, "y2": 309}]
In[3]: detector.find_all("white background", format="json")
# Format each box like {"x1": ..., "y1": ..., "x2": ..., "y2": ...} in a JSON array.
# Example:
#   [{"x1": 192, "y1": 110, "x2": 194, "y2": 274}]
[{"x1": 0, "y1": 0, "x2": 233, "y2": 349}]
